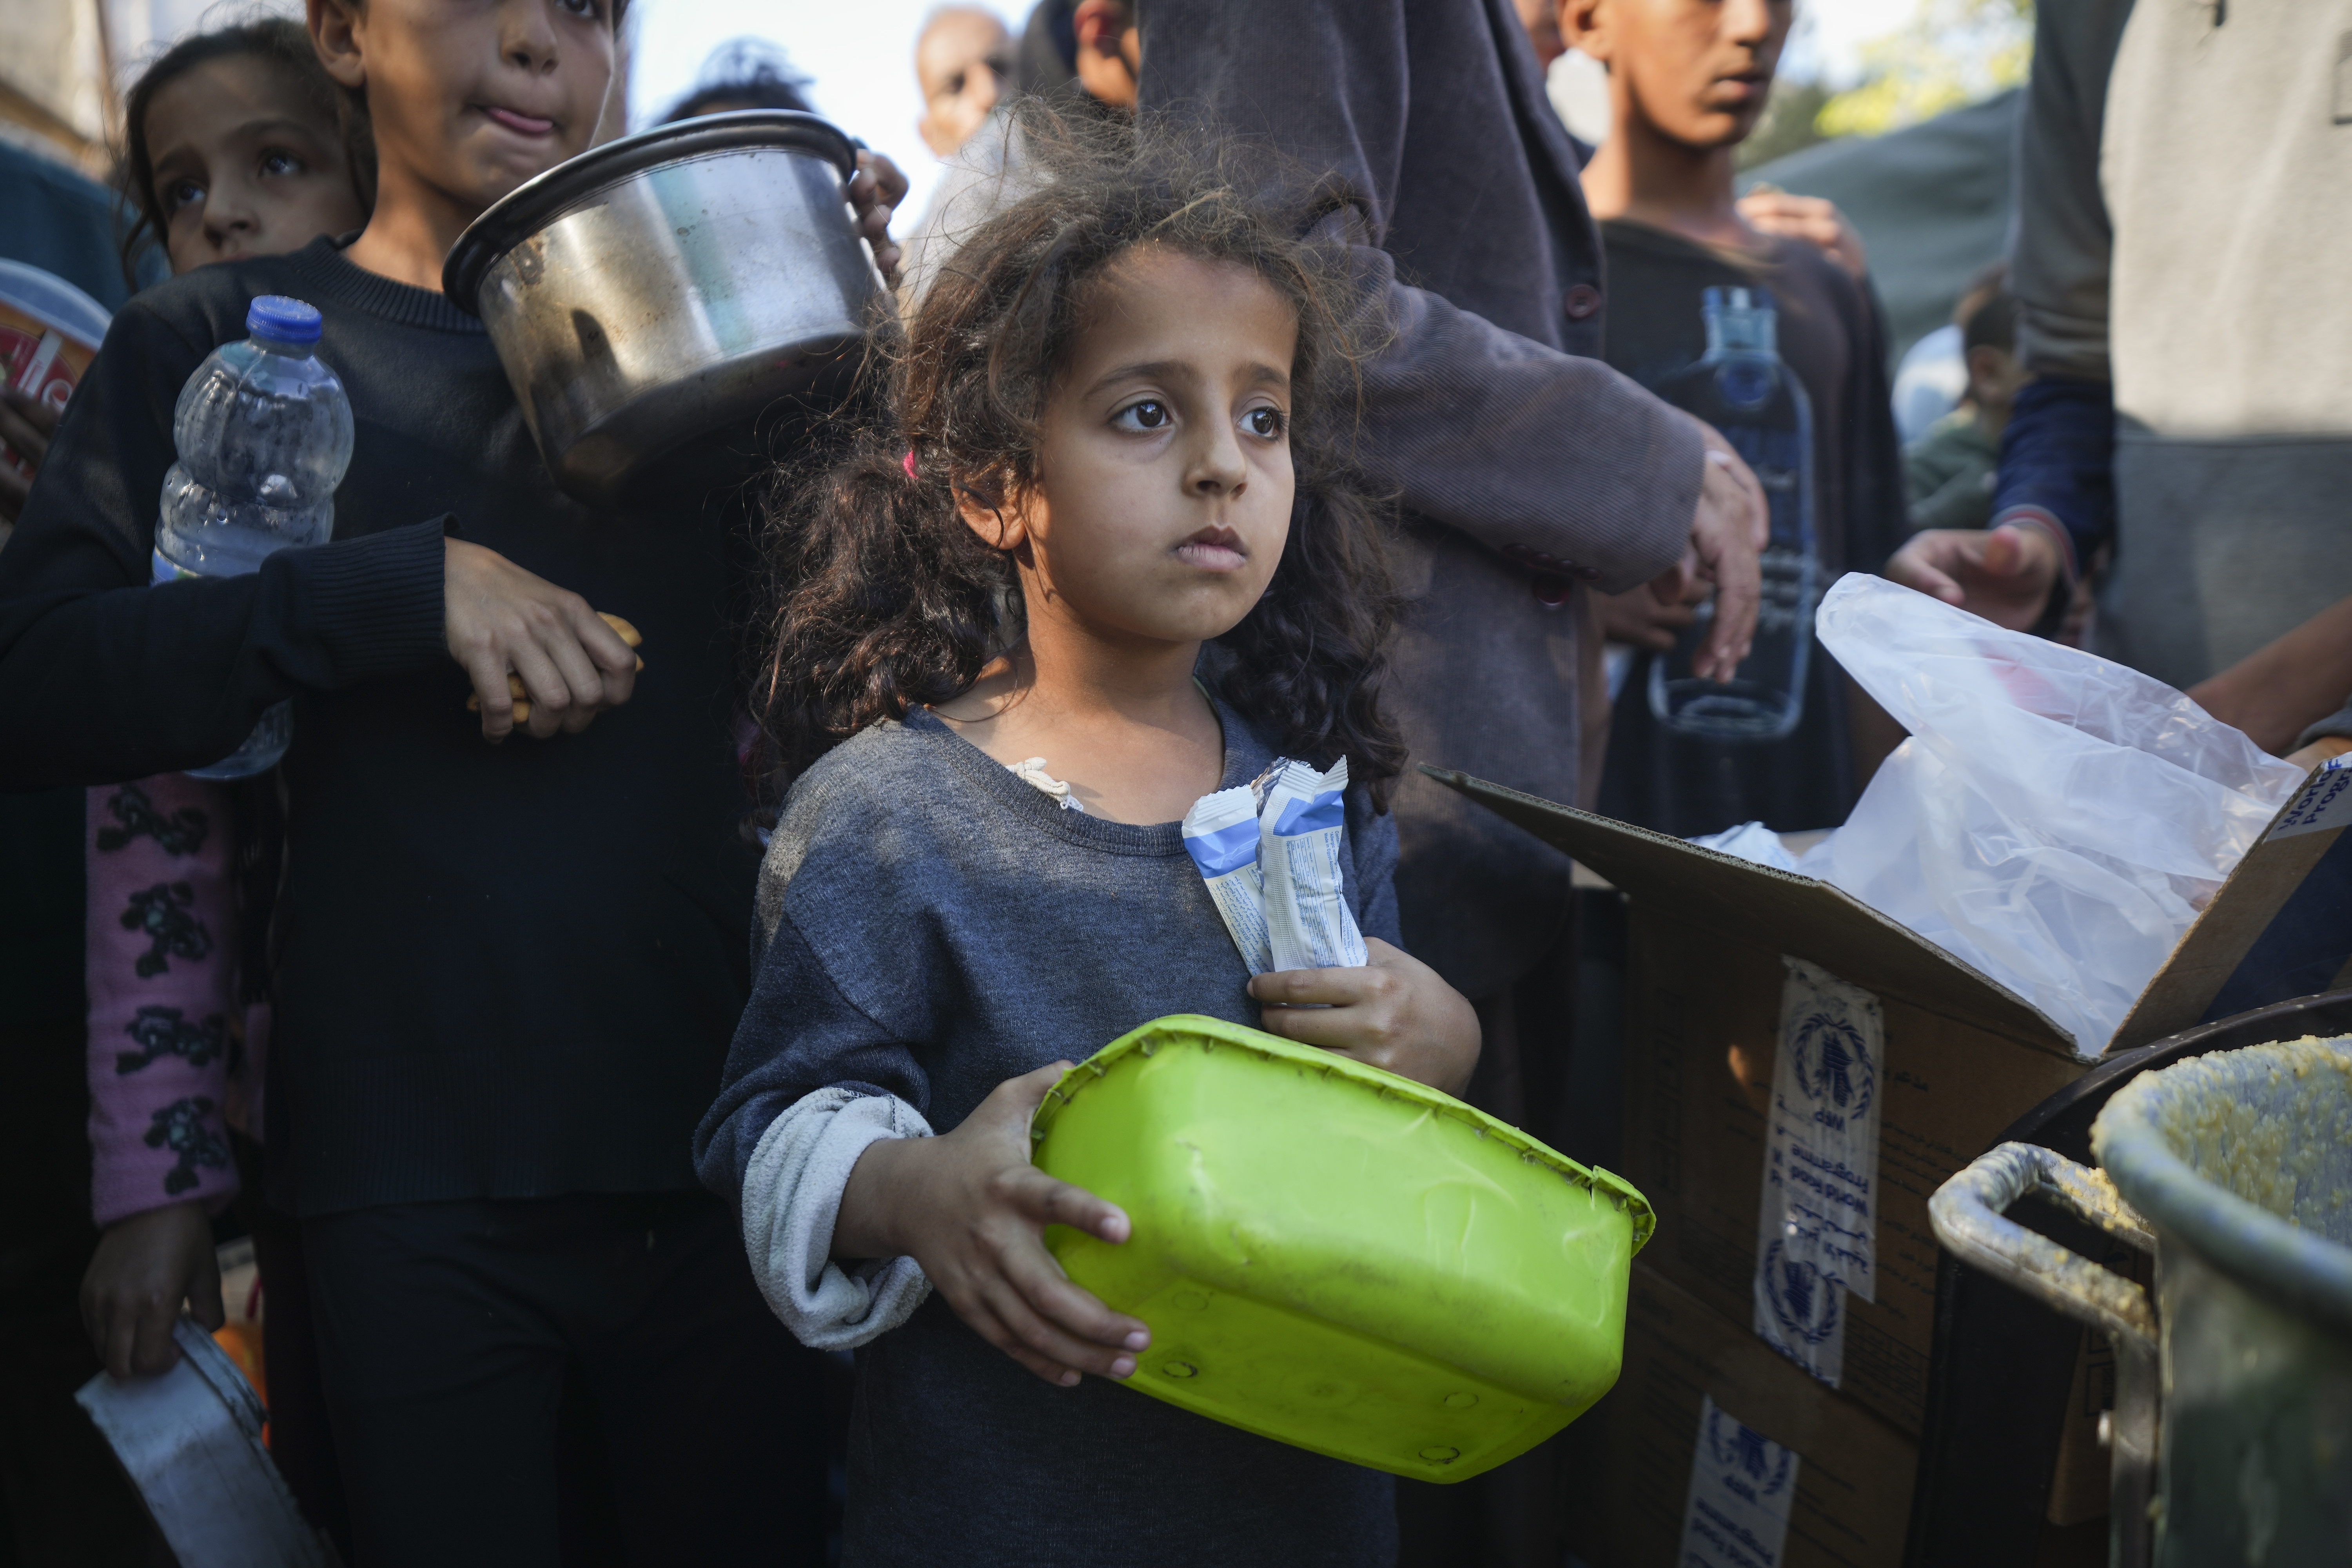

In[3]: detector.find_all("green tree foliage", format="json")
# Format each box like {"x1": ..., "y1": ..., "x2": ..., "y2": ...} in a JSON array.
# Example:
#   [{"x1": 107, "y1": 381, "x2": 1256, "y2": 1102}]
[{"x1": 1815, "y1": 0, "x2": 2033, "y2": 138}]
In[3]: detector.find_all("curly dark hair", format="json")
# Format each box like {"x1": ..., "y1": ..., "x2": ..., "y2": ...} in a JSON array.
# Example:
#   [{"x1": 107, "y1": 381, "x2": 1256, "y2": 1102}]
[
  {"x1": 116, "y1": 18, "x2": 377, "y2": 288},
  {"x1": 755, "y1": 109, "x2": 1405, "y2": 808}
]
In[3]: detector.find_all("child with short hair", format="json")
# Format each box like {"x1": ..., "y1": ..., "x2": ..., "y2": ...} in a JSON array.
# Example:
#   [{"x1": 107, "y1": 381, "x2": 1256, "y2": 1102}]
[
  {"x1": 0, "y1": 0, "x2": 893, "y2": 1557},
  {"x1": 695, "y1": 123, "x2": 1481, "y2": 1566},
  {"x1": 1905, "y1": 263, "x2": 2025, "y2": 534},
  {"x1": 1567, "y1": 0, "x2": 1907, "y2": 837}
]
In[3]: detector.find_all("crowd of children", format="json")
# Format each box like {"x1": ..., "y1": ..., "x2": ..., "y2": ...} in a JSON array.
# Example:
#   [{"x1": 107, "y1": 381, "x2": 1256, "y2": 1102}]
[{"x1": 1, "y1": 1, "x2": 2337, "y2": 1566}]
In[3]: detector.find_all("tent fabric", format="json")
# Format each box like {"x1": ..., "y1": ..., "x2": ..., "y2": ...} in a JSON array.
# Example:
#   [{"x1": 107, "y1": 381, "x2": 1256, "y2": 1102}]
[{"x1": 1740, "y1": 89, "x2": 2020, "y2": 365}]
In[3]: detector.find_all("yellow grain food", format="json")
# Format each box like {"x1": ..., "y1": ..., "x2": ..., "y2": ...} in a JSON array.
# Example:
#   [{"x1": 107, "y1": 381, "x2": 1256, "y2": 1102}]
[{"x1": 2140, "y1": 1035, "x2": 2352, "y2": 1234}]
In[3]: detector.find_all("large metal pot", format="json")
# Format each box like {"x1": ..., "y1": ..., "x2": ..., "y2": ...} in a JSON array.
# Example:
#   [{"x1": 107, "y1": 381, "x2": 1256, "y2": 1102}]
[
  {"x1": 1931, "y1": 1037, "x2": 2352, "y2": 1567},
  {"x1": 443, "y1": 111, "x2": 882, "y2": 508}
]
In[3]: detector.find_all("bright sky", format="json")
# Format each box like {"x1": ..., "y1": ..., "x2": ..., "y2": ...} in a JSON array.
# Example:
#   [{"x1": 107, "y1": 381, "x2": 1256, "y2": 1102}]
[
  {"x1": 1780, "y1": 0, "x2": 1920, "y2": 88},
  {"x1": 626, "y1": 0, "x2": 1031, "y2": 221}
]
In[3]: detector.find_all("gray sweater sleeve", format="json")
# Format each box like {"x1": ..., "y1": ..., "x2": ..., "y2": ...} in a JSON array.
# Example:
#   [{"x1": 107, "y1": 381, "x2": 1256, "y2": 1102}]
[
  {"x1": 2009, "y1": 0, "x2": 2136, "y2": 381},
  {"x1": 1136, "y1": 0, "x2": 1698, "y2": 595}
]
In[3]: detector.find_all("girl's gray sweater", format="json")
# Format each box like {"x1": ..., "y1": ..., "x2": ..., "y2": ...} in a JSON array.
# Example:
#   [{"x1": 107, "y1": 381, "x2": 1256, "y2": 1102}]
[{"x1": 695, "y1": 702, "x2": 1403, "y2": 1567}]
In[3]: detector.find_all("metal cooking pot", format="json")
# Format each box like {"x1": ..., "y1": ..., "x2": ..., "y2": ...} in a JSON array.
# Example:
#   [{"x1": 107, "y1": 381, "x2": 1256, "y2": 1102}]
[
  {"x1": 443, "y1": 111, "x2": 882, "y2": 508},
  {"x1": 1931, "y1": 1038, "x2": 2352, "y2": 1568},
  {"x1": 76, "y1": 1317, "x2": 332, "y2": 1566}
]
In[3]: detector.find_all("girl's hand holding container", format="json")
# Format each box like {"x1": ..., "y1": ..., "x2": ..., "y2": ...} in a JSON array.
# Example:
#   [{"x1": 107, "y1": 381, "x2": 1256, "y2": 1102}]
[
  {"x1": 835, "y1": 939, "x2": 1481, "y2": 1394},
  {"x1": 833, "y1": 1063, "x2": 1154, "y2": 1389}
]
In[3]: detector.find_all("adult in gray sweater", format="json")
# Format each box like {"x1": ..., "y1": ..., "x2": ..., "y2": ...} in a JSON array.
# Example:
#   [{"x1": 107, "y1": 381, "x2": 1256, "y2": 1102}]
[{"x1": 1133, "y1": 0, "x2": 1766, "y2": 1020}]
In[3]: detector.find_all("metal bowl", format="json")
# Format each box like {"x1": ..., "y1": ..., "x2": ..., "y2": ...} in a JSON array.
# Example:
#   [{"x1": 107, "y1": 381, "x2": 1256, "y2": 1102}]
[{"x1": 444, "y1": 111, "x2": 881, "y2": 509}]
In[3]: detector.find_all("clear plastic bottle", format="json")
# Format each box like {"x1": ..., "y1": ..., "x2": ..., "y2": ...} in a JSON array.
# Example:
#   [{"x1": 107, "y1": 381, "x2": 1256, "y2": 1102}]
[
  {"x1": 1646, "y1": 286, "x2": 1818, "y2": 742},
  {"x1": 154, "y1": 295, "x2": 352, "y2": 778}
]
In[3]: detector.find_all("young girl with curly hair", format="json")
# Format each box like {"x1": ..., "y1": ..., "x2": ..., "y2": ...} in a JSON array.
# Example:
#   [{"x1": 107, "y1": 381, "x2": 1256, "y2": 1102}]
[{"x1": 695, "y1": 123, "x2": 1481, "y2": 1566}]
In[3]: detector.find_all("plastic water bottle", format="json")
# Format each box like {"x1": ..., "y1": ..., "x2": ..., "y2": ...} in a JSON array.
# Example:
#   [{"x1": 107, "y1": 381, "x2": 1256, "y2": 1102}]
[
  {"x1": 1646, "y1": 287, "x2": 1818, "y2": 742},
  {"x1": 154, "y1": 296, "x2": 352, "y2": 779}
]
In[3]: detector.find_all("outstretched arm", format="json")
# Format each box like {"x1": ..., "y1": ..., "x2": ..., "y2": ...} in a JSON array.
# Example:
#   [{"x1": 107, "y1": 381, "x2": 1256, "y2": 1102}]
[{"x1": 2189, "y1": 596, "x2": 2352, "y2": 758}]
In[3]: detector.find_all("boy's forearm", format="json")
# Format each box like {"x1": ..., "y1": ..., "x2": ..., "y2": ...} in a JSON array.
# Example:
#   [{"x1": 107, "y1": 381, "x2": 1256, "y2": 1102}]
[
  {"x1": 2189, "y1": 595, "x2": 2352, "y2": 755},
  {"x1": 0, "y1": 520, "x2": 447, "y2": 787},
  {"x1": 0, "y1": 296, "x2": 447, "y2": 785}
]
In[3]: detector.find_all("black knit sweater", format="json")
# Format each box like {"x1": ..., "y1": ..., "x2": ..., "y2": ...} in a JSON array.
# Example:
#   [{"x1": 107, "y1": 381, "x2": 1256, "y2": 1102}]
[{"x1": 0, "y1": 236, "x2": 762, "y2": 1216}]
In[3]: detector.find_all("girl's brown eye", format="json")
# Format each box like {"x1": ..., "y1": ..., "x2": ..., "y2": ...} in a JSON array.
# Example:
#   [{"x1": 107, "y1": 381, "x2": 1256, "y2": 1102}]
[
  {"x1": 165, "y1": 180, "x2": 205, "y2": 214},
  {"x1": 1114, "y1": 399, "x2": 1170, "y2": 432},
  {"x1": 1245, "y1": 407, "x2": 1285, "y2": 438}
]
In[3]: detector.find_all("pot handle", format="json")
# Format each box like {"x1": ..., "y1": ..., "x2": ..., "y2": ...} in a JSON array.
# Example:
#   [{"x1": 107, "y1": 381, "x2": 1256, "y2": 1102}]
[{"x1": 1928, "y1": 1141, "x2": 2159, "y2": 1346}]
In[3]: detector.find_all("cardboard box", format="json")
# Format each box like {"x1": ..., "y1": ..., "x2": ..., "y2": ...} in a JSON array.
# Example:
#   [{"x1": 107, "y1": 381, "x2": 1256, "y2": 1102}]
[
  {"x1": 1602, "y1": 1263, "x2": 1916, "y2": 1568},
  {"x1": 1430, "y1": 762, "x2": 2352, "y2": 1505},
  {"x1": 1613, "y1": 909, "x2": 2085, "y2": 1435}
]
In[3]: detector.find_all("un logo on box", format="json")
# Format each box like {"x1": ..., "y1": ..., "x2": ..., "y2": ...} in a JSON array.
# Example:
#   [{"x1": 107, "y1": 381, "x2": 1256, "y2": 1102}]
[
  {"x1": 1760, "y1": 1238, "x2": 1842, "y2": 1350},
  {"x1": 1787, "y1": 1006, "x2": 1875, "y2": 1126}
]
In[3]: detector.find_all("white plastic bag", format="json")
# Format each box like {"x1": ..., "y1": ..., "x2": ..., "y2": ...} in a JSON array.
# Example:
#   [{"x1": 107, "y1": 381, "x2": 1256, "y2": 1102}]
[
  {"x1": 1793, "y1": 575, "x2": 2304, "y2": 1058},
  {"x1": 1690, "y1": 819, "x2": 1800, "y2": 873}
]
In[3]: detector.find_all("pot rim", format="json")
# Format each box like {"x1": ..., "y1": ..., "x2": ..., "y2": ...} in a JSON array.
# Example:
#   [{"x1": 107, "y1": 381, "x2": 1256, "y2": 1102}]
[
  {"x1": 441, "y1": 109, "x2": 859, "y2": 314},
  {"x1": 2092, "y1": 1036, "x2": 2352, "y2": 1339},
  {"x1": 1034, "y1": 1013, "x2": 1657, "y2": 1252}
]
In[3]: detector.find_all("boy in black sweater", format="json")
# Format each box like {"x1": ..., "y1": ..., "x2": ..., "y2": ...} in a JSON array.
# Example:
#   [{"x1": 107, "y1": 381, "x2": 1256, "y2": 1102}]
[
  {"x1": 0, "y1": 1, "x2": 899, "y2": 1558},
  {"x1": 1564, "y1": 0, "x2": 1906, "y2": 837}
]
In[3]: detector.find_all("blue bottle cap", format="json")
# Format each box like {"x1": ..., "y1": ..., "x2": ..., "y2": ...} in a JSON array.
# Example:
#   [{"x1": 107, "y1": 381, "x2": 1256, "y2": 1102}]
[{"x1": 246, "y1": 294, "x2": 322, "y2": 347}]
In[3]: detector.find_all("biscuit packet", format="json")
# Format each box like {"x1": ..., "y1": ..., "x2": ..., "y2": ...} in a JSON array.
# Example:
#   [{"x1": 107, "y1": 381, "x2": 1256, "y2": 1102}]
[
  {"x1": 1259, "y1": 758, "x2": 1368, "y2": 972},
  {"x1": 1181, "y1": 783, "x2": 1276, "y2": 975}
]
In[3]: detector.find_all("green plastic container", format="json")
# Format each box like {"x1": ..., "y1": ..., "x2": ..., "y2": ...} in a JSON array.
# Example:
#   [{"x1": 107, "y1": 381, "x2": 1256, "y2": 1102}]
[{"x1": 1029, "y1": 1014, "x2": 1652, "y2": 1483}]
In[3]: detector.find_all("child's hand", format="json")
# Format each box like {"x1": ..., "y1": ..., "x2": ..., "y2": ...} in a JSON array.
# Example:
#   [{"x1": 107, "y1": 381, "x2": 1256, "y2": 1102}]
[
  {"x1": 0, "y1": 385, "x2": 60, "y2": 526},
  {"x1": 1249, "y1": 938, "x2": 1482, "y2": 1097},
  {"x1": 833, "y1": 1064, "x2": 1151, "y2": 1387},
  {"x1": 444, "y1": 537, "x2": 640, "y2": 742},
  {"x1": 1736, "y1": 191, "x2": 1869, "y2": 281},
  {"x1": 1593, "y1": 579, "x2": 1701, "y2": 652},
  {"x1": 849, "y1": 150, "x2": 909, "y2": 286},
  {"x1": 80, "y1": 1201, "x2": 222, "y2": 1379},
  {"x1": 1885, "y1": 522, "x2": 2062, "y2": 632}
]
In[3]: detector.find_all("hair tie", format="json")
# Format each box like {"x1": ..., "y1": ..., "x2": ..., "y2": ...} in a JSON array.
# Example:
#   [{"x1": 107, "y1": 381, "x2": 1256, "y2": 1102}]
[{"x1": 902, "y1": 448, "x2": 918, "y2": 479}]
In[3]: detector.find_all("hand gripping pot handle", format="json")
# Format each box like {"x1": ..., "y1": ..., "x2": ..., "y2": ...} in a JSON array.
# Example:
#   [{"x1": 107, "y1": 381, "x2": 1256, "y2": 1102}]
[{"x1": 1927, "y1": 1141, "x2": 2160, "y2": 1346}]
